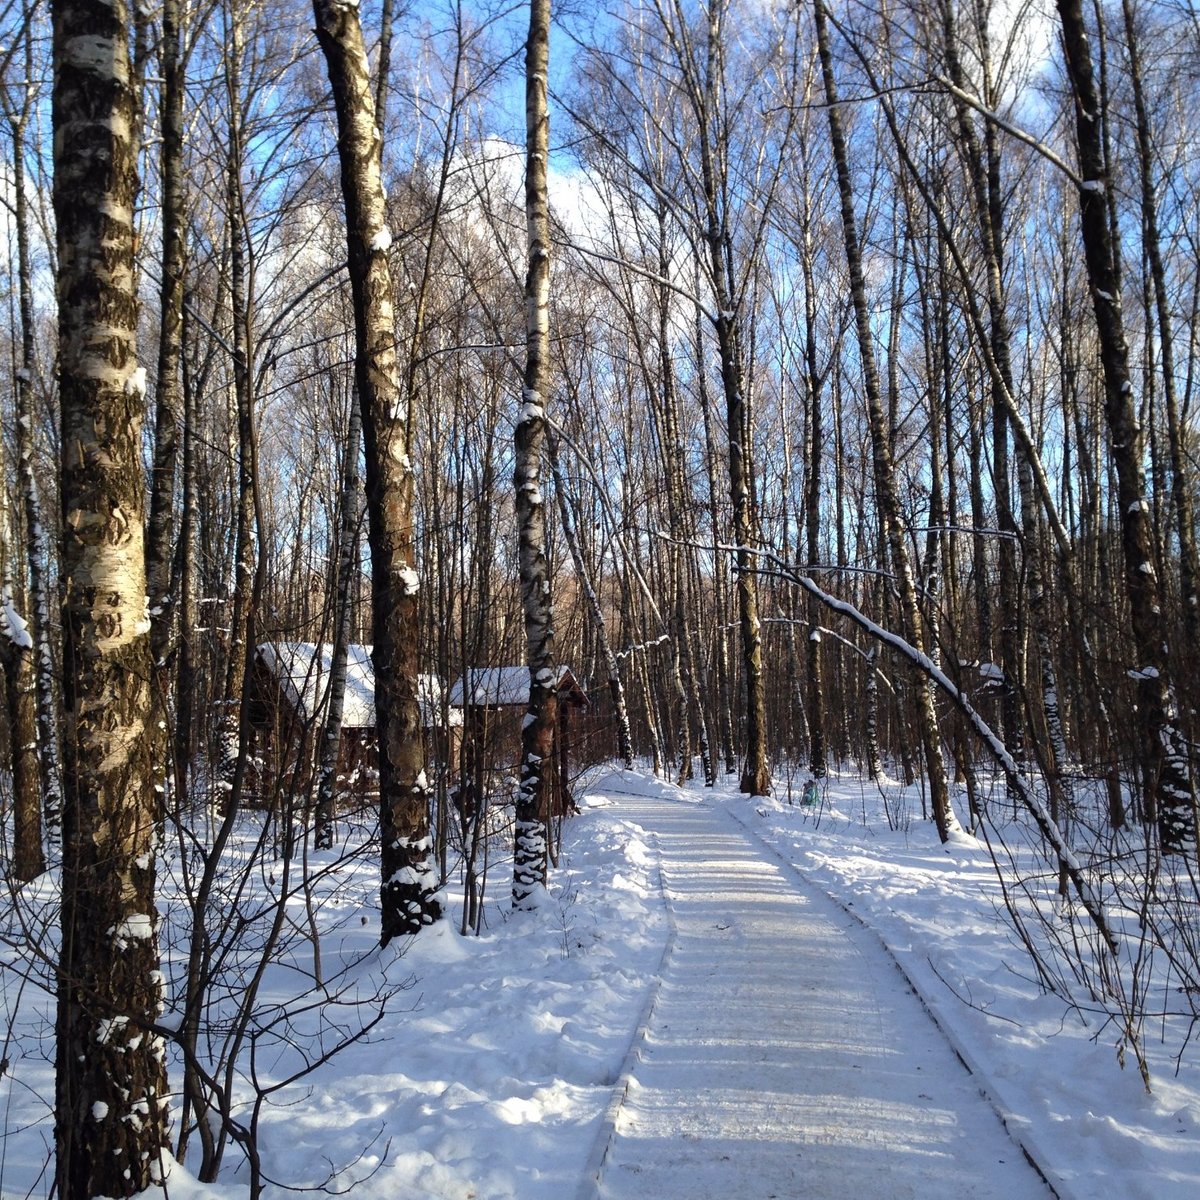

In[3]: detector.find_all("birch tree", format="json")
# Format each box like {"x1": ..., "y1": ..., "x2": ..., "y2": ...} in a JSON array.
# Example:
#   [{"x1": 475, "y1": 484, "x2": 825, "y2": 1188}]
[
  {"x1": 1, "y1": 446, "x2": 42, "y2": 882},
  {"x1": 513, "y1": 0, "x2": 558, "y2": 905},
  {"x1": 52, "y1": 0, "x2": 170, "y2": 1190},
  {"x1": 314, "y1": 0, "x2": 442, "y2": 939},
  {"x1": 2, "y1": 0, "x2": 61, "y2": 846},
  {"x1": 1056, "y1": 0, "x2": 1197, "y2": 855},
  {"x1": 813, "y1": 0, "x2": 956, "y2": 840}
]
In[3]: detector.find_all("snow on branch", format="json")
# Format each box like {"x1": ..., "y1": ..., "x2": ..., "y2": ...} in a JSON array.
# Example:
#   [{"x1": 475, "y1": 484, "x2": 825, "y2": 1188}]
[
  {"x1": 2, "y1": 588, "x2": 34, "y2": 649},
  {"x1": 929, "y1": 74, "x2": 1084, "y2": 189},
  {"x1": 742, "y1": 544, "x2": 1119, "y2": 954}
]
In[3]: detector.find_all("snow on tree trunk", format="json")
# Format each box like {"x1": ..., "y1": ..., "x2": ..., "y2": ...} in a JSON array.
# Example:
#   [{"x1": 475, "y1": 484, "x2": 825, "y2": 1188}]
[
  {"x1": 1, "y1": 547, "x2": 43, "y2": 880},
  {"x1": 51, "y1": 0, "x2": 170, "y2": 1191},
  {"x1": 814, "y1": 0, "x2": 956, "y2": 839},
  {"x1": 5, "y1": 47, "x2": 62, "y2": 850},
  {"x1": 219, "y1": 18, "x2": 256, "y2": 789},
  {"x1": 513, "y1": 0, "x2": 559, "y2": 906},
  {"x1": 313, "y1": 0, "x2": 441, "y2": 938},
  {"x1": 1056, "y1": 0, "x2": 1197, "y2": 856}
]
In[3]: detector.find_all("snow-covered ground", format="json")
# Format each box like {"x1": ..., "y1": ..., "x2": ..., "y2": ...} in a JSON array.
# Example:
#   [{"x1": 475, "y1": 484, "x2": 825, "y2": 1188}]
[
  {"x1": 2, "y1": 766, "x2": 1198, "y2": 1198},
  {"x1": 734, "y1": 770, "x2": 1200, "y2": 1200}
]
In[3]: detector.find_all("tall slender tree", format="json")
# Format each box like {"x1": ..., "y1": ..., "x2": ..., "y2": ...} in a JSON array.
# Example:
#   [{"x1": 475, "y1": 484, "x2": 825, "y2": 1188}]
[
  {"x1": 52, "y1": 0, "x2": 170, "y2": 1191},
  {"x1": 3, "y1": 0, "x2": 61, "y2": 847},
  {"x1": 146, "y1": 0, "x2": 186, "y2": 675},
  {"x1": 513, "y1": 0, "x2": 559, "y2": 905},
  {"x1": 0, "y1": 438, "x2": 42, "y2": 882},
  {"x1": 314, "y1": 0, "x2": 442, "y2": 939},
  {"x1": 1056, "y1": 0, "x2": 1196, "y2": 854},
  {"x1": 813, "y1": 0, "x2": 956, "y2": 840}
]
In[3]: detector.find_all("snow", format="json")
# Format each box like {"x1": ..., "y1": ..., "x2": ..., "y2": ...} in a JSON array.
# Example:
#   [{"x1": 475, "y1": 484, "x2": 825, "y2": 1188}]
[
  {"x1": 124, "y1": 365, "x2": 148, "y2": 400},
  {"x1": 397, "y1": 565, "x2": 420, "y2": 596},
  {"x1": 449, "y1": 664, "x2": 579, "y2": 707},
  {"x1": 112, "y1": 913, "x2": 154, "y2": 946},
  {"x1": 1, "y1": 590, "x2": 34, "y2": 649},
  {"x1": 518, "y1": 389, "x2": 546, "y2": 424},
  {"x1": 1, "y1": 768, "x2": 1198, "y2": 1199},
  {"x1": 369, "y1": 227, "x2": 392, "y2": 253},
  {"x1": 255, "y1": 642, "x2": 459, "y2": 728}
]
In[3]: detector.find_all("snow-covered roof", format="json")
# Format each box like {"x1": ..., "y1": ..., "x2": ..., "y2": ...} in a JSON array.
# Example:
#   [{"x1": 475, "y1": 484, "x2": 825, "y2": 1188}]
[
  {"x1": 256, "y1": 643, "x2": 460, "y2": 728},
  {"x1": 448, "y1": 665, "x2": 586, "y2": 708}
]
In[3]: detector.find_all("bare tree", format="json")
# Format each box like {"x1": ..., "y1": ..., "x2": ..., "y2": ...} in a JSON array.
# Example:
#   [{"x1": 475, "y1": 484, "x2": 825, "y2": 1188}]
[
  {"x1": 812, "y1": 0, "x2": 956, "y2": 839},
  {"x1": 1, "y1": 446, "x2": 42, "y2": 882},
  {"x1": 1056, "y1": 0, "x2": 1196, "y2": 854},
  {"x1": 2, "y1": 1, "x2": 61, "y2": 848},
  {"x1": 513, "y1": 0, "x2": 558, "y2": 905},
  {"x1": 146, "y1": 0, "x2": 186, "y2": 677},
  {"x1": 52, "y1": 0, "x2": 170, "y2": 1190},
  {"x1": 314, "y1": 0, "x2": 442, "y2": 938}
]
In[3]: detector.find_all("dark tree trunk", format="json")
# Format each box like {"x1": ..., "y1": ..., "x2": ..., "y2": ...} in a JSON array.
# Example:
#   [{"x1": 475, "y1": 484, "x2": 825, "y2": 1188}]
[
  {"x1": 314, "y1": 395, "x2": 362, "y2": 849},
  {"x1": 147, "y1": 0, "x2": 185, "y2": 675},
  {"x1": 1, "y1": 594, "x2": 43, "y2": 881},
  {"x1": 1057, "y1": 0, "x2": 1197, "y2": 854}
]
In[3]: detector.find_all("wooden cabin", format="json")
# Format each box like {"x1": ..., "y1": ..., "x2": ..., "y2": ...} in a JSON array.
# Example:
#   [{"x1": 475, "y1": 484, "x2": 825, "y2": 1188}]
[
  {"x1": 447, "y1": 665, "x2": 589, "y2": 815},
  {"x1": 247, "y1": 642, "x2": 461, "y2": 806}
]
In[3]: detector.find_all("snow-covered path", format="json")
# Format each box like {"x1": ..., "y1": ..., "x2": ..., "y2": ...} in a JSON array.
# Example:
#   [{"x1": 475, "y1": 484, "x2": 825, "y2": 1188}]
[{"x1": 587, "y1": 790, "x2": 1052, "y2": 1200}]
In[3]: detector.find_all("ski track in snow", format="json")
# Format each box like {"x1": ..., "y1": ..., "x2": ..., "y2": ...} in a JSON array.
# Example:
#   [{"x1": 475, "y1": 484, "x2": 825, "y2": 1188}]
[{"x1": 584, "y1": 789, "x2": 1050, "y2": 1200}]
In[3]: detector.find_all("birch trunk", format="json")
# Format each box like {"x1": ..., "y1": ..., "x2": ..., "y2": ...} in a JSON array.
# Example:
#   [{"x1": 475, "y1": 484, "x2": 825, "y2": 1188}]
[
  {"x1": 1056, "y1": 0, "x2": 1197, "y2": 855},
  {"x1": 1118, "y1": 0, "x2": 1200, "y2": 652},
  {"x1": 52, "y1": 0, "x2": 170, "y2": 1190},
  {"x1": 219, "y1": 10, "x2": 255, "y2": 786},
  {"x1": 4, "y1": 15, "x2": 62, "y2": 846},
  {"x1": 800, "y1": 180, "x2": 827, "y2": 780},
  {"x1": 173, "y1": 298, "x2": 198, "y2": 797},
  {"x1": 1, "y1": 466, "x2": 42, "y2": 881},
  {"x1": 512, "y1": 0, "x2": 558, "y2": 905},
  {"x1": 694, "y1": 289, "x2": 737, "y2": 775},
  {"x1": 814, "y1": 0, "x2": 955, "y2": 838},
  {"x1": 314, "y1": 0, "x2": 441, "y2": 937}
]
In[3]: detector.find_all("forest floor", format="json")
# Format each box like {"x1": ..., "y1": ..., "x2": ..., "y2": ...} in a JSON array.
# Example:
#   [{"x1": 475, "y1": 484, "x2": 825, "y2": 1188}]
[{"x1": 3, "y1": 767, "x2": 1200, "y2": 1198}]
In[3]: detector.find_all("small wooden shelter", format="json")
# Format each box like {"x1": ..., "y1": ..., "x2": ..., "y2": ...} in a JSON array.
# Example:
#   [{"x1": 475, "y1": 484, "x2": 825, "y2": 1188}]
[
  {"x1": 448, "y1": 665, "x2": 589, "y2": 814},
  {"x1": 248, "y1": 642, "x2": 460, "y2": 804}
]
